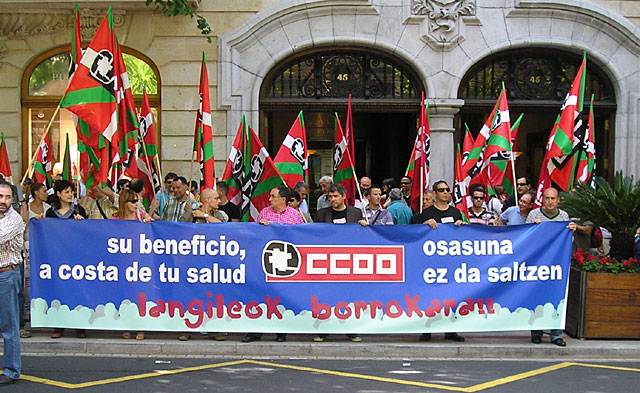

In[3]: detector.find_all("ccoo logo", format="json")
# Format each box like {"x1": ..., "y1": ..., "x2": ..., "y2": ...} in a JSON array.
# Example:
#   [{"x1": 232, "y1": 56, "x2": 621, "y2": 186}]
[{"x1": 262, "y1": 241, "x2": 301, "y2": 278}]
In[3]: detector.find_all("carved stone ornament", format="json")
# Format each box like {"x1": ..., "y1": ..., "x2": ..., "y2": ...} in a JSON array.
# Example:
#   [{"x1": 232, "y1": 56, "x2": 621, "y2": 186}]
[
  {"x1": 0, "y1": 42, "x2": 7, "y2": 61},
  {"x1": 0, "y1": 9, "x2": 125, "y2": 40},
  {"x1": 411, "y1": 0, "x2": 476, "y2": 50}
]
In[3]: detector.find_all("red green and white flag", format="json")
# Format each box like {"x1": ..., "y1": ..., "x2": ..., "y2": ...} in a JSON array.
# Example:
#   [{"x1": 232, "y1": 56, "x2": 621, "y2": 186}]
[
  {"x1": 61, "y1": 133, "x2": 72, "y2": 182},
  {"x1": 138, "y1": 89, "x2": 158, "y2": 161},
  {"x1": 136, "y1": 89, "x2": 161, "y2": 209},
  {"x1": 60, "y1": 8, "x2": 117, "y2": 150},
  {"x1": 575, "y1": 96, "x2": 596, "y2": 187},
  {"x1": 69, "y1": 4, "x2": 97, "y2": 184},
  {"x1": 407, "y1": 92, "x2": 431, "y2": 212},
  {"x1": 114, "y1": 36, "x2": 139, "y2": 180},
  {"x1": 193, "y1": 52, "x2": 215, "y2": 190},
  {"x1": 34, "y1": 129, "x2": 53, "y2": 186},
  {"x1": 404, "y1": 141, "x2": 416, "y2": 176},
  {"x1": 453, "y1": 144, "x2": 470, "y2": 223},
  {"x1": 333, "y1": 113, "x2": 356, "y2": 206},
  {"x1": 221, "y1": 116, "x2": 249, "y2": 210},
  {"x1": 344, "y1": 95, "x2": 357, "y2": 203},
  {"x1": 461, "y1": 123, "x2": 474, "y2": 167},
  {"x1": 221, "y1": 117, "x2": 284, "y2": 221},
  {"x1": 547, "y1": 54, "x2": 587, "y2": 190},
  {"x1": 534, "y1": 115, "x2": 560, "y2": 208},
  {"x1": 246, "y1": 126, "x2": 285, "y2": 221},
  {"x1": 0, "y1": 133, "x2": 11, "y2": 178},
  {"x1": 274, "y1": 110, "x2": 308, "y2": 188},
  {"x1": 464, "y1": 86, "x2": 511, "y2": 187},
  {"x1": 548, "y1": 53, "x2": 586, "y2": 160},
  {"x1": 489, "y1": 113, "x2": 523, "y2": 197}
]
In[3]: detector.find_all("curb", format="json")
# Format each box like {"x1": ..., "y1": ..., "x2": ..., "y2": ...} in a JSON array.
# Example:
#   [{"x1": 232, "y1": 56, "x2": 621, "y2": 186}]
[{"x1": 11, "y1": 332, "x2": 640, "y2": 361}]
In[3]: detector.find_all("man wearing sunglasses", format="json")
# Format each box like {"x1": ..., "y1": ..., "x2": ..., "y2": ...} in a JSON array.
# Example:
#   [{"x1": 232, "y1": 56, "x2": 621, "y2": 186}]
[
  {"x1": 413, "y1": 180, "x2": 464, "y2": 228},
  {"x1": 468, "y1": 186, "x2": 494, "y2": 225},
  {"x1": 501, "y1": 176, "x2": 532, "y2": 212},
  {"x1": 414, "y1": 180, "x2": 465, "y2": 342}
]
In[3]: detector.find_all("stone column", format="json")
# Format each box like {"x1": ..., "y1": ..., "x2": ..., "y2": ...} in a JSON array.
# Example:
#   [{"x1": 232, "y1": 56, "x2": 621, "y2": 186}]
[{"x1": 426, "y1": 99, "x2": 464, "y2": 187}]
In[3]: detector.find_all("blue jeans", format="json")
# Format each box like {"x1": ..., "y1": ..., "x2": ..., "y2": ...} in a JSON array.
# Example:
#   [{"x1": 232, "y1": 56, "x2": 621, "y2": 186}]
[
  {"x1": 531, "y1": 329, "x2": 563, "y2": 341},
  {"x1": 0, "y1": 267, "x2": 21, "y2": 379}
]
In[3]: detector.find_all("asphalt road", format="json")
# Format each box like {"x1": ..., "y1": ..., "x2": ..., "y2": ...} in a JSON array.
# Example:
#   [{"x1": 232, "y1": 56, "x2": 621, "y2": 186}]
[{"x1": 10, "y1": 357, "x2": 640, "y2": 392}]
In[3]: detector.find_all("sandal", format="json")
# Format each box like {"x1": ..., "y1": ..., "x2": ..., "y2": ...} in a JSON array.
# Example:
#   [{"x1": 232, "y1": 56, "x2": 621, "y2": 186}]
[
  {"x1": 20, "y1": 329, "x2": 32, "y2": 338},
  {"x1": 136, "y1": 332, "x2": 145, "y2": 340},
  {"x1": 122, "y1": 331, "x2": 131, "y2": 339}
]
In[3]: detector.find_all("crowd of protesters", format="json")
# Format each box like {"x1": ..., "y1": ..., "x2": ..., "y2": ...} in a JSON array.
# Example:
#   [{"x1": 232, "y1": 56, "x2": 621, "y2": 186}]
[{"x1": 0, "y1": 168, "x2": 585, "y2": 375}]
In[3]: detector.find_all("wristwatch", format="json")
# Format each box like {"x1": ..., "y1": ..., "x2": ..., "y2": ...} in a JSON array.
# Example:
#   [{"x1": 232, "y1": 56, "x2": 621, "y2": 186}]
[{"x1": 203, "y1": 213, "x2": 209, "y2": 218}]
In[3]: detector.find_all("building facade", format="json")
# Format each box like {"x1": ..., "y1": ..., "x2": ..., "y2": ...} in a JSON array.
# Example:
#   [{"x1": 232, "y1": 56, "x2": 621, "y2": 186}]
[{"x1": 1, "y1": 0, "x2": 639, "y2": 190}]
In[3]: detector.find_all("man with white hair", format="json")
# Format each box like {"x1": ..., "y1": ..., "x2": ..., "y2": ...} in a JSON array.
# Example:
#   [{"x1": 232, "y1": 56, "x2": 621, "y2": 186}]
[{"x1": 316, "y1": 176, "x2": 333, "y2": 210}]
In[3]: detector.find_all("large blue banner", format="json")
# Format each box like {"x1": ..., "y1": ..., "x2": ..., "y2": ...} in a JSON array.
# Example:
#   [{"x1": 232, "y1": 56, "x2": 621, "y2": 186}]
[{"x1": 30, "y1": 220, "x2": 572, "y2": 333}]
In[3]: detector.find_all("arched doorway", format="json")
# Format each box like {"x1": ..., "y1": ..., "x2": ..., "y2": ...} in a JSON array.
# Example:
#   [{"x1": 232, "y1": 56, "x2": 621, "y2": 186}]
[
  {"x1": 456, "y1": 48, "x2": 616, "y2": 183},
  {"x1": 259, "y1": 47, "x2": 425, "y2": 205},
  {"x1": 21, "y1": 45, "x2": 161, "y2": 176}
]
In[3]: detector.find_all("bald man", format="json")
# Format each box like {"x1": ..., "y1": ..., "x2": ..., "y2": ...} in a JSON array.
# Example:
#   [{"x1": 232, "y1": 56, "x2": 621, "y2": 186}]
[
  {"x1": 526, "y1": 187, "x2": 576, "y2": 347},
  {"x1": 178, "y1": 188, "x2": 228, "y2": 341},
  {"x1": 180, "y1": 188, "x2": 228, "y2": 224}
]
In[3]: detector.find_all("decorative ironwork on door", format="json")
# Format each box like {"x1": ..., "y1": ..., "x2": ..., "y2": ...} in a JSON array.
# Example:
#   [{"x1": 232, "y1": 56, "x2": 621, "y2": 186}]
[
  {"x1": 265, "y1": 51, "x2": 420, "y2": 100},
  {"x1": 459, "y1": 51, "x2": 613, "y2": 102}
]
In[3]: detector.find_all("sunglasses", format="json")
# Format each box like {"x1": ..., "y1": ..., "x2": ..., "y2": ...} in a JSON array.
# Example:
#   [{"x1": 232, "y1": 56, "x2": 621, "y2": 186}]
[
  {"x1": 127, "y1": 199, "x2": 139, "y2": 203},
  {"x1": 472, "y1": 196, "x2": 484, "y2": 200},
  {"x1": 517, "y1": 183, "x2": 528, "y2": 186},
  {"x1": 436, "y1": 188, "x2": 450, "y2": 193},
  {"x1": 400, "y1": 182, "x2": 411, "y2": 185}
]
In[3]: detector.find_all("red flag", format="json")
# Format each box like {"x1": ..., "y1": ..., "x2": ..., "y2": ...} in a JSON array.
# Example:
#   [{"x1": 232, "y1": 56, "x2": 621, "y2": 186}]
[
  {"x1": 221, "y1": 116, "x2": 249, "y2": 209},
  {"x1": 246, "y1": 127, "x2": 285, "y2": 221},
  {"x1": 60, "y1": 8, "x2": 117, "y2": 149},
  {"x1": 334, "y1": 113, "x2": 356, "y2": 206},
  {"x1": 0, "y1": 133, "x2": 11, "y2": 178},
  {"x1": 193, "y1": 52, "x2": 215, "y2": 189},
  {"x1": 479, "y1": 87, "x2": 512, "y2": 188},
  {"x1": 114, "y1": 37, "x2": 139, "y2": 180},
  {"x1": 454, "y1": 144, "x2": 470, "y2": 223},
  {"x1": 34, "y1": 130, "x2": 52, "y2": 185},
  {"x1": 547, "y1": 55, "x2": 587, "y2": 190},
  {"x1": 461, "y1": 123, "x2": 474, "y2": 167},
  {"x1": 274, "y1": 111, "x2": 308, "y2": 188},
  {"x1": 343, "y1": 95, "x2": 357, "y2": 204},
  {"x1": 464, "y1": 87, "x2": 511, "y2": 187},
  {"x1": 534, "y1": 115, "x2": 560, "y2": 208},
  {"x1": 70, "y1": 4, "x2": 94, "y2": 183},
  {"x1": 408, "y1": 92, "x2": 430, "y2": 212},
  {"x1": 490, "y1": 113, "x2": 523, "y2": 197},
  {"x1": 136, "y1": 89, "x2": 161, "y2": 210},
  {"x1": 138, "y1": 89, "x2": 158, "y2": 161},
  {"x1": 575, "y1": 96, "x2": 596, "y2": 186},
  {"x1": 548, "y1": 54, "x2": 586, "y2": 160}
]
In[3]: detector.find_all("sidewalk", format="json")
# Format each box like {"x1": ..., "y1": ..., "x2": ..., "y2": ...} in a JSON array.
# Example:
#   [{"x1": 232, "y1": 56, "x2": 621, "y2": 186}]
[{"x1": 10, "y1": 330, "x2": 640, "y2": 361}]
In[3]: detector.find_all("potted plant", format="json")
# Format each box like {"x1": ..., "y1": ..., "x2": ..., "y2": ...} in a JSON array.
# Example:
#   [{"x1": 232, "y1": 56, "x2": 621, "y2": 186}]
[{"x1": 560, "y1": 172, "x2": 640, "y2": 338}]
